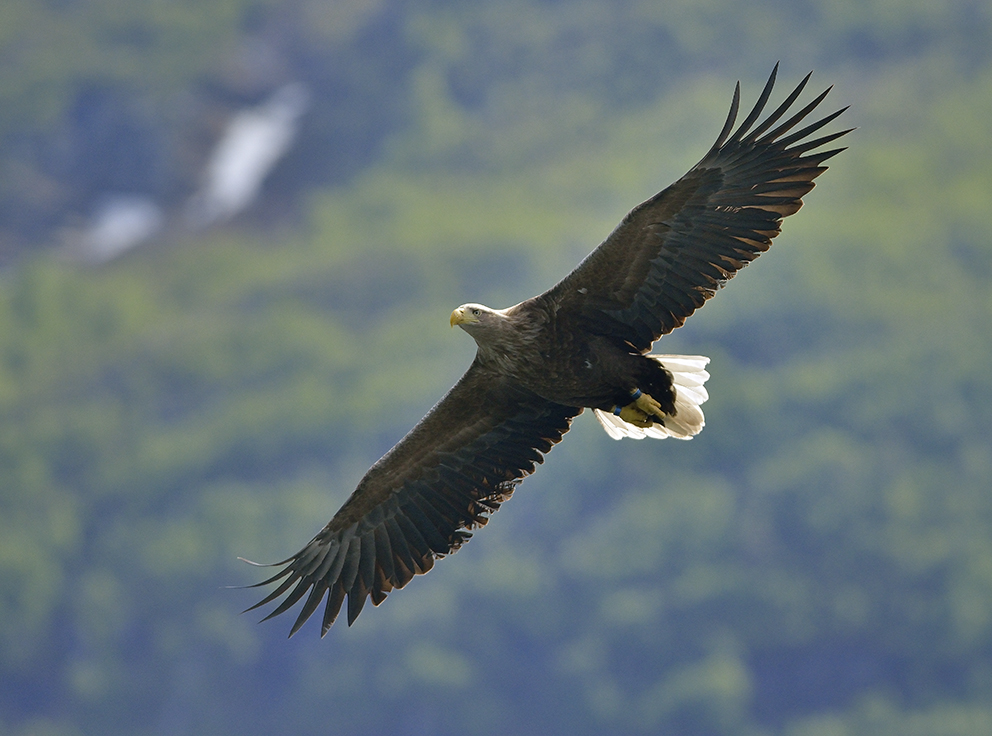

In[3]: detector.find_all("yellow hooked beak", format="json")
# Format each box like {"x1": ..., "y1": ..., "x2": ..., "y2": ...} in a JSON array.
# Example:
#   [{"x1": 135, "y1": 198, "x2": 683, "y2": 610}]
[{"x1": 450, "y1": 306, "x2": 479, "y2": 328}]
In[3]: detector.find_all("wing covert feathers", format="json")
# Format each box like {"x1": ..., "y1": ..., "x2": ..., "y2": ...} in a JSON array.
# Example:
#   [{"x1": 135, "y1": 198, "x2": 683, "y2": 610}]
[
  {"x1": 547, "y1": 64, "x2": 851, "y2": 351},
  {"x1": 245, "y1": 364, "x2": 579, "y2": 636}
]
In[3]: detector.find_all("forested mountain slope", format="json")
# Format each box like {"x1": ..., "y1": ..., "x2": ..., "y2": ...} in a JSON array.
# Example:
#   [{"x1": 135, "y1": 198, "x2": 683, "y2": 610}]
[{"x1": 1, "y1": 1, "x2": 991, "y2": 735}]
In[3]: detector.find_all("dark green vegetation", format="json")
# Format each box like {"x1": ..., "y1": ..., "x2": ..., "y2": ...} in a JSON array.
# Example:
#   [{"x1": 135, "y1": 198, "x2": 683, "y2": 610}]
[{"x1": 2, "y1": 1, "x2": 992, "y2": 735}]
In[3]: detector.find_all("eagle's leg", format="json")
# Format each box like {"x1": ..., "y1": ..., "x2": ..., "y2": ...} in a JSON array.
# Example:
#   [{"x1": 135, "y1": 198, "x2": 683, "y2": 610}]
[
  {"x1": 616, "y1": 403, "x2": 652, "y2": 427},
  {"x1": 614, "y1": 389, "x2": 666, "y2": 428},
  {"x1": 632, "y1": 389, "x2": 665, "y2": 418}
]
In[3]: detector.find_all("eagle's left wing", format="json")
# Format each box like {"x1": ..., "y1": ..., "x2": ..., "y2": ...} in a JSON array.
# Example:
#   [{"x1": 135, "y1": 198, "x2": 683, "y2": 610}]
[
  {"x1": 243, "y1": 360, "x2": 579, "y2": 636},
  {"x1": 545, "y1": 64, "x2": 850, "y2": 351}
]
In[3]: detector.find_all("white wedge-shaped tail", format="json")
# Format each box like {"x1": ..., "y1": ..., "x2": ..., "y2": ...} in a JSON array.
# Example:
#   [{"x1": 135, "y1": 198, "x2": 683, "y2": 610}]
[{"x1": 594, "y1": 354, "x2": 710, "y2": 440}]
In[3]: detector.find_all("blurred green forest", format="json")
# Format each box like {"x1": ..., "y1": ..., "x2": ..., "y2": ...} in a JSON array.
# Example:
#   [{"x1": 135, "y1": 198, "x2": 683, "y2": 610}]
[{"x1": 2, "y1": 1, "x2": 992, "y2": 735}]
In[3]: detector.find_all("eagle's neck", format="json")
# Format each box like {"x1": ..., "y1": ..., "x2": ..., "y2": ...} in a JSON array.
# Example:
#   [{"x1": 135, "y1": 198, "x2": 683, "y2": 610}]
[
  {"x1": 475, "y1": 340, "x2": 521, "y2": 374},
  {"x1": 473, "y1": 302, "x2": 547, "y2": 374}
]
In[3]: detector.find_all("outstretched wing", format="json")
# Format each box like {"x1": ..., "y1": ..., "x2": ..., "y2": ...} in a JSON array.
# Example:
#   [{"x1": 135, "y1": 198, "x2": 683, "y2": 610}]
[
  {"x1": 244, "y1": 361, "x2": 580, "y2": 636},
  {"x1": 545, "y1": 64, "x2": 851, "y2": 351}
]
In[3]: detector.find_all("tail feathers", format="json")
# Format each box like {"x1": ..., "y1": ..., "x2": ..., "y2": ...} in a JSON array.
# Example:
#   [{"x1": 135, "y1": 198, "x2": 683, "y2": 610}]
[{"x1": 594, "y1": 354, "x2": 710, "y2": 441}]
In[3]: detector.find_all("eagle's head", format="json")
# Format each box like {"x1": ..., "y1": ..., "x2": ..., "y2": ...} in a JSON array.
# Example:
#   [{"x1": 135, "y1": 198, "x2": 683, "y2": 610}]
[
  {"x1": 450, "y1": 303, "x2": 494, "y2": 329},
  {"x1": 450, "y1": 303, "x2": 515, "y2": 345}
]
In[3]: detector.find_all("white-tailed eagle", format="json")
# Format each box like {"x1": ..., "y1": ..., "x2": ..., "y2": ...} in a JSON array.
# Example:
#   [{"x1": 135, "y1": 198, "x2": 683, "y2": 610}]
[{"x1": 243, "y1": 65, "x2": 850, "y2": 636}]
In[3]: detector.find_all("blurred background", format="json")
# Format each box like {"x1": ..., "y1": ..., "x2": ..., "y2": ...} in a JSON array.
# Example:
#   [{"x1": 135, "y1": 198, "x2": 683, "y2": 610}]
[{"x1": 2, "y1": 0, "x2": 991, "y2": 734}]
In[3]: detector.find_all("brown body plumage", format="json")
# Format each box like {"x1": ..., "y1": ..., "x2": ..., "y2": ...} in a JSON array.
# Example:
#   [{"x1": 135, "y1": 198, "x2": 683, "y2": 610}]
[
  {"x1": 243, "y1": 65, "x2": 850, "y2": 636},
  {"x1": 452, "y1": 300, "x2": 677, "y2": 413}
]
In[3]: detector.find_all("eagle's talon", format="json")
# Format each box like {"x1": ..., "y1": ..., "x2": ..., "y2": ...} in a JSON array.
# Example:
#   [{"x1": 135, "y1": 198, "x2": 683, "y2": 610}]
[
  {"x1": 633, "y1": 390, "x2": 665, "y2": 419},
  {"x1": 617, "y1": 403, "x2": 654, "y2": 427}
]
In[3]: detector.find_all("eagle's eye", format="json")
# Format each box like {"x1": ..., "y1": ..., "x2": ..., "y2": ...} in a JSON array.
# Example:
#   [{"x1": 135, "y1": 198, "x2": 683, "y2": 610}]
[{"x1": 472, "y1": 308, "x2": 481, "y2": 316}]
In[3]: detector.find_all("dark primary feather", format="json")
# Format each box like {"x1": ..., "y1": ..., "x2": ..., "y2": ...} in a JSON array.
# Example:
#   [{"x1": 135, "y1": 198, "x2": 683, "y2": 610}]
[
  {"x1": 244, "y1": 361, "x2": 579, "y2": 636},
  {"x1": 546, "y1": 63, "x2": 851, "y2": 351}
]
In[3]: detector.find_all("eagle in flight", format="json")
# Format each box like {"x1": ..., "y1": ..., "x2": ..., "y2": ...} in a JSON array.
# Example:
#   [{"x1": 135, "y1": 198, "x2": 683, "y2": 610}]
[{"x1": 244, "y1": 65, "x2": 850, "y2": 636}]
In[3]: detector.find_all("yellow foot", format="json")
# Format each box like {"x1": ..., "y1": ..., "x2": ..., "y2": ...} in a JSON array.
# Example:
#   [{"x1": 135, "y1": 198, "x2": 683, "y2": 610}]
[
  {"x1": 614, "y1": 390, "x2": 665, "y2": 429},
  {"x1": 614, "y1": 390, "x2": 668, "y2": 428},
  {"x1": 633, "y1": 391, "x2": 665, "y2": 420},
  {"x1": 617, "y1": 403, "x2": 653, "y2": 427}
]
